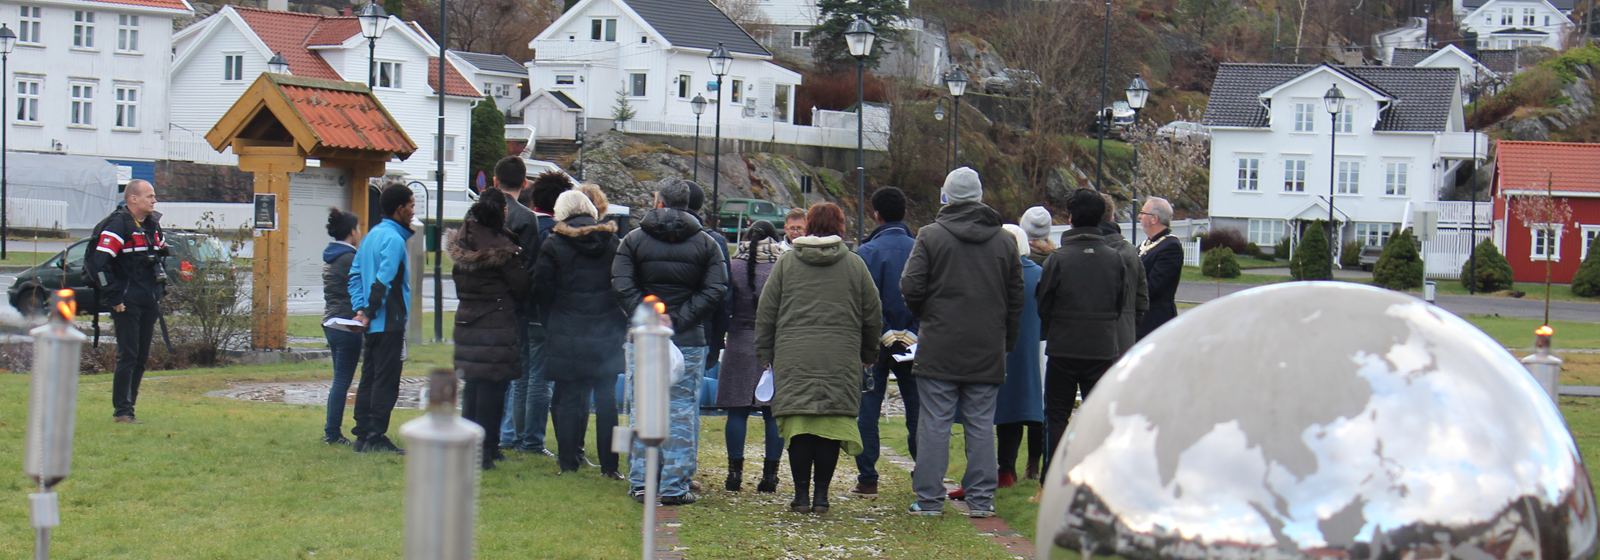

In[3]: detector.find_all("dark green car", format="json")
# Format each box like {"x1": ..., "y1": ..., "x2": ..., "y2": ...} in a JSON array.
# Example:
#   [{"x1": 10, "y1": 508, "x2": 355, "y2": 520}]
[
  {"x1": 7, "y1": 233, "x2": 233, "y2": 315},
  {"x1": 718, "y1": 198, "x2": 787, "y2": 237}
]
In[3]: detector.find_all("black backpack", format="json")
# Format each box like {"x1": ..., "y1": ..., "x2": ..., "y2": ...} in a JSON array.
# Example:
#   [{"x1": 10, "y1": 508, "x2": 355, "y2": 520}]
[{"x1": 82, "y1": 208, "x2": 124, "y2": 289}]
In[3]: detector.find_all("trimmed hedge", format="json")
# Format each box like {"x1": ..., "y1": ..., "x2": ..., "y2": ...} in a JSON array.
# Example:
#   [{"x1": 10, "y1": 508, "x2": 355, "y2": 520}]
[
  {"x1": 1202, "y1": 247, "x2": 1242, "y2": 279},
  {"x1": 1200, "y1": 228, "x2": 1249, "y2": 254},
  {"x1": 1273, "y1": 236, "x2": 1292, "y2": 261},
  {"x1": 1291, "y1": 220, "x2": 1332, "y2": 280},
  {"x1": 1573, "y1": 235, "x2": 1600, "y2": 297},
  {"x1": 1243, "y1": 242, "x2": 1262, "y2": 259},
  {"x1": 1460, "y1": 238, "x2": 1515, "y2": 293},
  {"x1": 1373, "y1": 228, "x2": 1423, "y2": 290},
  {"x1": 1340, "y1": 241, "x2": 1362, "y2": 268}
]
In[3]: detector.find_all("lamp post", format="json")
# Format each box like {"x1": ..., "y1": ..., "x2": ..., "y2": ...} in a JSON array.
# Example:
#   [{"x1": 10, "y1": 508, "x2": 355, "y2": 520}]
[
  {"x1": 358, "y1": 2, "x2": 387, "y2": 88},
  {"x1": 432, "y1": 0, "x2": 445, "y2": 342},
  {"x1": 708, "y1": 43, "x2": 732, "y2": 233},
  {"x1": 1125, "y1": 73, "x2": 1149, "y2": 239},
  {"x1": 933, "y1": 97, "x2": 950, "y2": 173},
  {"x1": 0, "y1": 24, "x2": 14, "y2": 261},
  {"x1": 945, "y1": 66, "x2": 967, "y2": 171},
  {"x1": 845, "y1": 18, "x2": 877, "y2": 243},
  {"x1": 267, "y1": 51, "x2": 289, "y2": 75},
  {"x1": 1324, "y1": 83, "x2": 1345, "y2": 271},
  {"x1": 1094, "y1": 0, "x2": 1111, "y2": 190},
  {"x1": 690, "y1": 94, "x2": 707, "y2": 182},
  {"x1": 1467, "y1": 72, "x2": 1481, "y2": 295}
]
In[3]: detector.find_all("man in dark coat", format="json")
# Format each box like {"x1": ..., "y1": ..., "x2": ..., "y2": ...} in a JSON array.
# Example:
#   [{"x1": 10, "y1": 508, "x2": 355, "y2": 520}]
[
  {"x1": 1037, "y1": 189, "x2": 1128, "y2": 479},
  {"x1": 492, "y1": 156, "x2": 539, "y2": 453},
  {"x1": 1136, "y1": 196, "x2": 1184, "y2": 340},
  {"x1": 852, "y1": 186, "x2": 922, "y2": 497},
  {"x1": 88, "y1": 179, "x2": 167, "y2": 424},
  {"x1": 900, "y1": 167, "x2": 1024, "y2": 518},
  {"x1": 686, "y1": 184, "x2": 732, "y2": 372},
  {"x1": 1099, "y1": 193, "x2": 1148, "y2": 355},
  {"x1": 613, "y1": 179, "x2": 729, "y2": 505},
  {"x1": 504, "y1": 163, "x2": 572, "y2": 456}
]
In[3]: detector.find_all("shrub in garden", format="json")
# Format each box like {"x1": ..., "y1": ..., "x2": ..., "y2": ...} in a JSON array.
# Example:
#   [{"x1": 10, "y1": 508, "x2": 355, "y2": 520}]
[
  {"x1": 1272, "y1": 236, "x2": 1292, "y2": 261},
  {"x1": 1200, "y1": 227, "x2": 1249, "y2": 253},
  {"x1": 1243, "y1": 242, "x2": 1262, "y2": 259},
  {"x1": 1460, "y1": 238, "x2": 1515, "y2": 293},
  {"x1": 1290, "y1": 220, "x2": 1332, "y2": 280},
  {"x1": 1373, "y1": 228, "x2": 1424, "y2": 290},
  {"x1": 1572, "y1": 235, "x2": 1600, "y2": 297},
  {"x1": 1202, "y1": 247, "x2": 1241, "y2": 279},
  {"x1": 1340, "y1": 241, "x2": 1362, "y2": 268}
]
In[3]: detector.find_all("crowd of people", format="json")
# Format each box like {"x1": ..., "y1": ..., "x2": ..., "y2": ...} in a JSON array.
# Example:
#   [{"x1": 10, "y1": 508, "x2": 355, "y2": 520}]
[{"x1": 309, "y1": 156, "x2": 1185, "y2": 515}]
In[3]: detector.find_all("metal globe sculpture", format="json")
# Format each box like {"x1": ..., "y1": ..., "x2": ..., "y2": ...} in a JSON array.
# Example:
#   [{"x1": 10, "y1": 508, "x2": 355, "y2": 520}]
[{"x1": 1037, "y1": 282, "x2": 1598, "y2": 560}]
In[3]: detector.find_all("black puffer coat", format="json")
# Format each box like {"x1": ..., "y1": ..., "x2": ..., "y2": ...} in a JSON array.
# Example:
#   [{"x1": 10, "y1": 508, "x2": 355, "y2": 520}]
[
  {"x1": 448, "y1": 220, "x2": 530, "y2": 382},
  {"x1": 611, "y1": 207, "x2": 728, "y2": 347},
  {"x1": 536, "y1": 216, "x2": 626, "y2": 380}
]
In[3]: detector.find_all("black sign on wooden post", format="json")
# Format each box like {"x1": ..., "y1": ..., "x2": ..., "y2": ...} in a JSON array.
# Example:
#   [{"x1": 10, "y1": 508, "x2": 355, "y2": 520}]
[{"x1": 254, "y1": 193, "x2": 278, "y2": 231}]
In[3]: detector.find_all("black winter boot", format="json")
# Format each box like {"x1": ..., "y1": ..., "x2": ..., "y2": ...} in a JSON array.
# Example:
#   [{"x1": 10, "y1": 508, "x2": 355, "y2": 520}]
[
  {"x1": 757, "y1": 460, "x2": 781, "y2": 493},
  {"x1": 725, "y1": 458, "x2": 744, "y2": 492}
]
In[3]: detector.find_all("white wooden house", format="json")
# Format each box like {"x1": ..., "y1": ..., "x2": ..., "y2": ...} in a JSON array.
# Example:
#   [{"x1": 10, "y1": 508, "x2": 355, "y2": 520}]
[
  {"x1": 169, "y1": 5, "x2": 482, "y2": 219},
  {"x1": 449, "y1": 50, "x2": 525, "y2": 112},
  {"x1": 1456, "y1": 0, "x2": 1572, "y2": 49}
]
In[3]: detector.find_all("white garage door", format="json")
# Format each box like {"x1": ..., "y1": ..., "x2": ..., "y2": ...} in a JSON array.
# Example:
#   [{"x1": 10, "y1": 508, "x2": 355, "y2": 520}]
[{"x1": 288, "y1": 168, "x2": 352, "y2": 311}]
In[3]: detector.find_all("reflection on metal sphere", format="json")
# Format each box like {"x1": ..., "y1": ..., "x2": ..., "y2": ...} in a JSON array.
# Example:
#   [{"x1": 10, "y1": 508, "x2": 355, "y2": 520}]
[{"x1": 1037, "y1": 282, "x2": 1597, "y2": 560}]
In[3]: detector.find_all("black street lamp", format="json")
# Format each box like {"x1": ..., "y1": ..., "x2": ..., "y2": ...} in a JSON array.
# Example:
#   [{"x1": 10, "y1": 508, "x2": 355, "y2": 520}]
[
  {"x1": 1125, "y1": 73, "x2": 1149, "y2": 239},
  {"x1": 845, "y1": 17, "x2": 877, "y2": 243},
  {"x1": 1324, "y1": 83, "x2": 1345, "y2": 270},
  {"x1": 945, "y1": 66, "x2": 967, "y2": 171},
  {"x1": 690, "y1": 94, "x2": 707, "y2": 182},
  {"x1": 267, "y1": 51, "x2": 289, "y2": 75},
  {"x1": 0, "y1": 23, "x2": 14, "y2": 260},
  {"x1": 358, "y1": 2, "x2": 387, "y2": 88},
  {"x1": 708, "y1": 43, "x2": 732, "y2": 233},
  {"x1": 933, "y1": 97, "x2": 951, "y2": 173}
]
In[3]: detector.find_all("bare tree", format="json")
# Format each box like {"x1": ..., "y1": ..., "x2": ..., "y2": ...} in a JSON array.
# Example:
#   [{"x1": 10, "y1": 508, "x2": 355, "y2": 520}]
[
  {"x1": 1510, "y1": 172, "x2": 1574, "y2": 325},
  {"x1": 406, "y1": 0, "x2": 562, "y2": 61},
  {"x1": 714, "y1": 0, "x2": 774, "y2": 40},
  {"x1": 1123, "y1": 106, "x2": 1211, "y2": 214}
]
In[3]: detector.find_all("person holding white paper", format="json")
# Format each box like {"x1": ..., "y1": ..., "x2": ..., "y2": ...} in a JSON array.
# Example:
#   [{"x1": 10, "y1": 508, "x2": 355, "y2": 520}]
[
  {"x1": 319, "y1": 208, "x2": 362, "y2": 446},
  {"x1": 714, "y1": 220, "x2": 786, "y2": 494}
]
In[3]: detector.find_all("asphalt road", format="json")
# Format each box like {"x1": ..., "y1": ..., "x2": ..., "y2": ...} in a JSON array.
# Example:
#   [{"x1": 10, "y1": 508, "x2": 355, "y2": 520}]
[{"x1": 1177, "y1": 280, "x2": 1598, "y2": 322}]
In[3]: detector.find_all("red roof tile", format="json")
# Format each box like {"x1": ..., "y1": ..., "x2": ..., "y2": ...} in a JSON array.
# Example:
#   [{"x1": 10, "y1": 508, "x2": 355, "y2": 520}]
[
  {"x1": 84, "y1": 0, "x2": 192, "y2": 12},
  {"x1": 1496, "y1": 141, "x2": 1600, "y2": 194},
  {"x1": 305, "y1": 18, "x2": 360, "y2": 46},
  {"x1": 233, "y1": 7, "x2": 341, "y2": 80},
  {"x1": 280, "y1": 83, "x2": 416, "y2": 155},
  {"x1": 428, "y1": 57, "x2": 483, "y2": 98}
]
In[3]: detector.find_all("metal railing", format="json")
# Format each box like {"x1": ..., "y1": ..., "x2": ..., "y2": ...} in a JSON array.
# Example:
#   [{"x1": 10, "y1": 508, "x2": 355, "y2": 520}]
[
  {"x1": 622, "y1": 118, "x2": 887, "y2": 151},
  {"x1": 166, "y1": 125, "x2": 238, "y2": 166},
  {"x1": 7, "y1": 198, "x2": 68, "y2": 231}
]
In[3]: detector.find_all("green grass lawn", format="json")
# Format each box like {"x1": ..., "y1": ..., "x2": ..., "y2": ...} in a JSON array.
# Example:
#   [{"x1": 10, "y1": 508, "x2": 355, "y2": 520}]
[
  {"x1": 0, "y1": 251, "x2": 62, "y2": 268},
  {"x1": 286, "y1": 311, "x2": 458, "y2": 340}
]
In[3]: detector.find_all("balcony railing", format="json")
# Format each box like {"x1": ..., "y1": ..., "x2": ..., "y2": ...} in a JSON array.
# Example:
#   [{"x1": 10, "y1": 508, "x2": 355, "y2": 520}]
[{"x1": 1439, "y1": 131, "x2": 1490, "y2": 160}]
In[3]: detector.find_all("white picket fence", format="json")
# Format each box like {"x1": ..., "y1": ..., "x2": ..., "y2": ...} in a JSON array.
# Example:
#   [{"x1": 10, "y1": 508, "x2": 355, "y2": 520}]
[
  {"x1": 6, "y1": 197, "x2": 68, "y2": 230},
  {"x1": 1182, "y1": 240, "x2": 1202, "y2": 267},
  {"x1": 167, "y1": 125, "x2": 239, "y2": 166},
  {"x1": 621, "y1": 117, "x2": 888, "y2": 151}
]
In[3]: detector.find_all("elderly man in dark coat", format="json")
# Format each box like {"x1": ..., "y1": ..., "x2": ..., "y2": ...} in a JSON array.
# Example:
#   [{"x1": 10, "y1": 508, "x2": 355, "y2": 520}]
[{"x1": 1136, "y1": 196, "x2": 1184, "y2": 339}]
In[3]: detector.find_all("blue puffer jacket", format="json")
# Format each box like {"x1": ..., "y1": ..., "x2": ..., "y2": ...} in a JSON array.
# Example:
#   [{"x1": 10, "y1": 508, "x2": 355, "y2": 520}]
[
  {"x1": 349, "y1": 218, "x2": 413, "y2": 332},
  {"x1": 856, "y1": 222, "x2": 919, "y2": 348}
]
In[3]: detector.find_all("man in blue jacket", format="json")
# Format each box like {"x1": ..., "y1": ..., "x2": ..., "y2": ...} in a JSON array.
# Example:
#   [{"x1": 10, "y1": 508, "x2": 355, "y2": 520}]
[
  {"x1": 348, "y1": 184, "x2": 416, "y2": 455},
  {"x1": 851, "y1": 186, "x2": 922, "y2": 497}
]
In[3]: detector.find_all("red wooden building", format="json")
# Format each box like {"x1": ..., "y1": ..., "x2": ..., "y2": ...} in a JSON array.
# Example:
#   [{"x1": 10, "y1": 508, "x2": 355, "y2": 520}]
[{"x1": 1492, "y1": 141, "x2": 1600, "y2": 284}]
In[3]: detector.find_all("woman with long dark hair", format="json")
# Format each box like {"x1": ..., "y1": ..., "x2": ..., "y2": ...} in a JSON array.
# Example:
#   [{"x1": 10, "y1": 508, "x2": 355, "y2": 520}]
[
  {"x1": 756, "y1": 203, "x2": 881, "y2": 514},
  {"x1": 715, "y1": 220, "x2": 786, "y2": 492},
  {"x1": 320, "y1": 208, "x2": 362, "y2": 445},
  {"x1": 447, "y1": 188, "x2": 530, "y2": 470}
]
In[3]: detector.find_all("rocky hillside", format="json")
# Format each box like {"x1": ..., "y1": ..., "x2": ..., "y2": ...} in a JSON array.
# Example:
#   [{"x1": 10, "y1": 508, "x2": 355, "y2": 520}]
[{"x1": 1476, "y1": 46, "x2": 1600, "y2": 144}]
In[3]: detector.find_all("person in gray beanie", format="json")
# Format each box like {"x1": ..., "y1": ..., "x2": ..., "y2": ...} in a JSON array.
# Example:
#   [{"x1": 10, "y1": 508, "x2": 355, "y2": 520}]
[
  {"x1": 1020, "y1": 206, "x2": 1055, "y2": 266},
  {"x1": 900, "y1": 166, "x2": 1024, "y2": 518}
]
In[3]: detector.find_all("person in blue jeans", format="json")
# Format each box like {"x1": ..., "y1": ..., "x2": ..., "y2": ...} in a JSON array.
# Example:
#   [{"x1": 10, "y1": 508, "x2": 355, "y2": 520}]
[
  {"x1": 852, "y1": 187, "x2": 923, "y2": 496},
  {"x1": 499, "y1": 166, "x2": 571, "y2": 455},
  {"x1": 320, "y1": 208, "x2": 362, "y2": 445}
]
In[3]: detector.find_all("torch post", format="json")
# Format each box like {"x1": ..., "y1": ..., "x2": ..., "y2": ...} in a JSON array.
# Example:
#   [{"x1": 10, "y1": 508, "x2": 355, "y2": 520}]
[
  {"x1": 1522, "y1": 325, "x2": 1564, "y2": 407},
  {"x1": 611, "y1": 296, "x2": 674, "y2": 560},
  {"x1": 400, "y1": 369, "x2": 483, "y2": 560},
  {"x1": 24, "y1": 289, "x2": 87, "y2": 560}
]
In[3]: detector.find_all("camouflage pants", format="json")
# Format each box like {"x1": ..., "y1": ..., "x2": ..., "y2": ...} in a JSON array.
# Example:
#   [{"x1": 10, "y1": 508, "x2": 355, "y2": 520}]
[{"x1": 626, "y1": 342, "x2": 706, "y2": 498}]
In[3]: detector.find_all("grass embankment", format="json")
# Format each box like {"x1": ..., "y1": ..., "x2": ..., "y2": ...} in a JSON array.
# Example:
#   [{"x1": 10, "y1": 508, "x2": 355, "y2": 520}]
[{"x1": 0, "y1": 251, "x2": 65, "y2": 268}]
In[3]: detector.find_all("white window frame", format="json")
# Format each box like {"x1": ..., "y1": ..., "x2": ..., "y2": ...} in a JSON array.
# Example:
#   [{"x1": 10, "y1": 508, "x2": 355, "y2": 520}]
[
  {"x1": 1336, "y1": 104, "x2": 1354, "y2": 133},
  {"x1": 775, "y1": 83, "x2": 790, "y2": 123},
  {"x1": 1236, "y1": 157, "x2": 1260, "y2": 191},
  {"x1": 591, "y1": 18, "x2": 616, "y2": 41},
  {"x1": 114, "y1": 84, "x2": 138, "y2": 130},
  {"x1": 1502, "y1": 7, "x2": 1515, "y2": 25},
  {"x1": 69, "y1": 81, "x2": 94, "y2": 127},
  {"x1": 1293, "y1": 102, "x2": 1314, "y2": 132},
  {"x1": 1531, "y1": 223, "x2": 1562, "y2": 261},
  {"x1": 117, "y1": 14, "x2": 139, "y2": 53},
  {"x1": 555, "y1": 74, "x2": 576, "y2": 86},
  {"x1": 731, "y1": 79, "x2": 744, "y2": 103},
  {"x1": 73, "y1": 10, "x2": 95, "y2": 49},
  {"x1": 1283, "y1": 158, "x2": 1307, "y2": 192},
  {"x1": 629, "y1": 72, "x2": 647, "y2": 97},
  {"x1": 792, "y1": 31, "x2": 811, "y2": 48},
  {"x1": 1581, "y1": 225, "x2": 1600, "y2": 260},
  {"x1": 377, "y1": 61, "x2": 402, "y2": 89},
  {"x1": 1337, "y1": 160, "x2": 1360, "y2": 194},
  {"x1": 1384, "y1": 161, "x2": 1408, "y2": 196},
  {"x1": 14, "y1": 76, "x2": 40, "y2": 124},
  {"x1": 18, "y1": 6, "x2": 41, "y2": 45},
  {"x1": 223, "y1": 53, "x2": 244, "y2": 81},
  {"x1": 433, "y1": 134, "x2": 457, "y2": 162},
  {"x1": 1248, "y1": 218, "x2": 1286, "y2": 246},
  {"x1": 1354, "y1": 223, "x2": 1394, "y2": 247},
  {"x1": 677, "y1": 73, "x2": 691, "y2": 99},
  {"x1": 1523, "y1": 8, "x2": 1536, "y2": 26}
]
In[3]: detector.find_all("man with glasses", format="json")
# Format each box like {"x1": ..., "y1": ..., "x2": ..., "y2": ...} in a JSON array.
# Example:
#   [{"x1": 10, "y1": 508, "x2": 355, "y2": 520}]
[{"x1": 1135, "y1": 197, "x2": 1183, "y2": 340}]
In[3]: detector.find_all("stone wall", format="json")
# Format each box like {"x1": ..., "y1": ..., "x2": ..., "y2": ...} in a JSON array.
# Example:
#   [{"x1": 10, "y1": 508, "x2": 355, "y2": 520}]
[{"x1": 154, "y1": 161, "x2": 254, "y2": 203}]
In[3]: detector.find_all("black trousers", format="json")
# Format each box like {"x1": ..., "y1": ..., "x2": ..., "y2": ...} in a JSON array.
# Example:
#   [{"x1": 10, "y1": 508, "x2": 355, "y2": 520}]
[
  {"x1": 1043, "y1": 357, "x2": 1115, "y2": 478},
  {"x1": 788, "y1": 433, "x2": 842, "y2": 501},
  {"x1": 997, "y1": 421, "x2": 1044, "y2": 476},
  {"x1": 352, "y1": 330, "x2": 404, "y2": 443},
  {"x1": 111, "y1": 302, "x2": 159, "y2": 418},
  {"x1": 462, "y1": 379, "x2": 510, "y2": 465},
  {"x1": 553, "y1": 375, "x2": 619, "y2": 473}
]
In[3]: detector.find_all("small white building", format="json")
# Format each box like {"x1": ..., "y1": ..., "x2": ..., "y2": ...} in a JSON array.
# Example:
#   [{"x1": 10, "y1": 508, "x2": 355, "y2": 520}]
[
  {"x1": 449, "y1": 50, "x2": 526, "y2": 113},
  {"x1": 169, "y1": 5, "x2": 483, "y2": 219},
  {"x1": 1456, "y1": 0, "x2": 1573, "y2": 50},
  {"x1": 1204, "y1": 63, "x2": 1489, "y2": 264},
  {"x1": 0, "y1": 0, "x2": 193, "y2": 184}
]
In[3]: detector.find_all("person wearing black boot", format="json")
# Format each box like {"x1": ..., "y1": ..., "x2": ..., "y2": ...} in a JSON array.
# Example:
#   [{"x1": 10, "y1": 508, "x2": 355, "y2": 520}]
[
  {"x1": 715, "y1": 220, "x2": 786, "y2": 493},
  {"x1": 755, "y1": 204, "x2": 881, "y2": 514},
  {"x1": 447, "y1": 188, "x2": 530, "y2": 470}
]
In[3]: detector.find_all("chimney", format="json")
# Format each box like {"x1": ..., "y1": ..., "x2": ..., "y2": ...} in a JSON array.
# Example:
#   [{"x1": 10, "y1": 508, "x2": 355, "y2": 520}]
[
  {"x1": 269, "y1": 0, "x2": 288, "y2": 11},
  {"x1": 343, "y1": 6, "x2": 352, "y2": 16}
]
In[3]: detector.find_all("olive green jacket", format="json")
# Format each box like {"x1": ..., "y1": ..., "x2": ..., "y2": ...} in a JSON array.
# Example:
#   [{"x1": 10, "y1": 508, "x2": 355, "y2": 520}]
[{"x1": 755, "y1": 235, "x2": 882, "y2": 417}]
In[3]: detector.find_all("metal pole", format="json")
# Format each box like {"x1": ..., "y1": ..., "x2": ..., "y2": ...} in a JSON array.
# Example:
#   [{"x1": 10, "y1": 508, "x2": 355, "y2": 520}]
[
  {"x1": 693, "y1": 114, "x2": 701, "y2": 182},
  {"x1": 1468, "y1": 73, "x2": 1478, "y2": 295},
  {"x1": 713, "y1": 75, "x2": 724, "y2": 232},
  {"x1": 856, "y1": 57, "x2": 865, "y2": 243},
  {"x1": 434, "y1": 0, "x2": 445, "y2": 342},
  {"x1": 1132, "y1": 107, "x2": 1141, "y2": 244},
  {"x1": 642, "y1": 446, "x2": 660, "y2": 560},
  {"x1": 368, "y1": 38, "x2": 376, "y2": 88},
  {"x1": 1329, "y1": 111, "x2": 1338, "y2": 270},
  {"x1": 951, "y1": 95, "x2": 960, "y2": 170},
  {"x1": 3, "y1": 52, "x2": 8, "y2": 261},
  {"x1": 1273, "y1": 8, "x2": 1281, "y2": 63},
  {"x1": 1095, "y1": 0, "x2": 1110, "y2": 190}
]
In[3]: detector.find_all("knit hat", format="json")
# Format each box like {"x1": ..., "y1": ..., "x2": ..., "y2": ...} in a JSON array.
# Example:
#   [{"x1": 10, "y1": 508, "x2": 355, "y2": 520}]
[
  {"x1": 1001, "y1": 224, "x2": 1029, "y2": 257},
  {"x1": 941, "y1": 167, "x2": 983, "y2": 204},
  {"x1": 1021, "y1": 206, "x2": 1053, "y2": 240},
  {"x1": 553, "y1": 190, "x2": 599, "y2": 222}
]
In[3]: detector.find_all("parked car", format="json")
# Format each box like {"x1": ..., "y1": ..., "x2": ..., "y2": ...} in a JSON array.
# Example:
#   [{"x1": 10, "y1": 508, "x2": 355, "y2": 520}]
[
  {"x1": 1089, "y1": 102, "x2": 1137, "y2": 139},
  {"x1": 8, "y1": 232, "x2": 234, "y2": 315},
  {"x1": 718, "y1": 198, "x2": 787, "y2": 238},
  {"x1": 984, "y1": 69, "x2": 1041, "y2": 96},
  {"x1": 1358, "y1": 245, "x2": 1383, "y2": 271},
  {"x1": 1157, "y1": 120, "x2": 1212, "y2": 142}
]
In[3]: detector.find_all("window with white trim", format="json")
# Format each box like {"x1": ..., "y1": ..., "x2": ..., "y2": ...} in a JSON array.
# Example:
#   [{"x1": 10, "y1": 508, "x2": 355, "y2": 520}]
[
  {"x1": 1354, "y1": 223, "x2": 1394, "y2": 247},
  {"x1": 1385, "y1": 162, "x2": 1408, "y2": 196},
  {"x1": 1293, "y1": 102, "x2": 1315, "y2": 132},
  {"x1": 591, "y1": 18, "x2": 616, "y2": 41},
  {"x1": 1283, "y1": 158, "x2": 1307, "y2": 192},
  {"x1": 1336, "y1": 104, "x2": 1354, "y2": 133},
  {"x1": 555, "y1": 74, "x2": 575, "y2": 86},
  {"x1": 792, "y1": 31, "x2": 811, "y2": 48},
  {"x1": 1248, "y1": 218, "x2": 1286, "y2": 246},
  {"x1": 14, "y1": 77, "x2": 39, "y2": 123},
  {"x1": 69, "y1": 82, "x2": 93, "y2": 126},
  {"x1": 731, "y1": 79, "x2": 743, "y2": 103},
  {"x1": 223, "y1": 54, "x2": 243, "y2": 81},
  {"x1": 1502, "y1": 7, "x2": 1515, "y2": 24},
  {"x1": 1546, "y1": 15, "x2": 1552, "y2": 26},
  {"x1": 1523, "y1": 8, "x2": 1536, "y2": 26},
  {"x1": 114, "y1": 85, "x2": 137, "y2": 129},
  {"x1": 378, "y1": 61, "x2": 402, "y2": 88},
  {"x1": 433, "y1": 134, "x2": 456, "y2": 162},
  {"x1": 73, "y1": 10, "x2": 95, "y2": 49},
  {"x1": 1237, "y1": 157, "x2": 1260, "y2": 191},
  {"x1": 1337, "y1": 161, "x2": 1359, "y2": 194},
  {"x1": 678, "y1": 74, "x2": 690, "y2": 98},
  {"x1": 1582, "y1": 225, "x2": 1600, "y2": 260},
  {"x1": 1531, "y1": 223, "x2": 1562, "y2": 261},
  {"x1": 630, "y1": 73, "x2": 647, "y2": 97},
  {"x1": 117, "y1": 14, "x2": 139, "y2": 52},
  {"x1": 18, "y1": 6, "x2": 41, "y2": 45}
]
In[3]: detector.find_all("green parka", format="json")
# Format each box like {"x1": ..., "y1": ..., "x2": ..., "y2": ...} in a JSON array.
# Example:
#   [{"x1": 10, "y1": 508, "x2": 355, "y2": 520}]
[{"x1": 755, "y1": 235, "x2": 882, "y2": 418}]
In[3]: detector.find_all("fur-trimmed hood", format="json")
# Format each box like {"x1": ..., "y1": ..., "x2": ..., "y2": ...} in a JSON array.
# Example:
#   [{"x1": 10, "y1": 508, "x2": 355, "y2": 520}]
[
  {"x1": 552, "y1": 215, "x2": 618, "y2": 257},
  {"x1": 447, "y1": 219, "x2": 521, "y2": 271}
]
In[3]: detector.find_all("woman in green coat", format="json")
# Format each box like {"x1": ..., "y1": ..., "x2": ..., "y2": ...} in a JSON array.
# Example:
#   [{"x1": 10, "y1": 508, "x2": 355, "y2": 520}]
[{"x1": 756, "y1": 203, "x2": 882, "y2": 515}]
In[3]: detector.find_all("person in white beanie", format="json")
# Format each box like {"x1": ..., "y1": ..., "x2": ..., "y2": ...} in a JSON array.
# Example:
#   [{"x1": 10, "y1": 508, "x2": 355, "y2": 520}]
[
  {"x1": 899, "y1": 166, "x2": 1024, "y2": 518},
  {"x1": 1020, "y1": 206, "x2": 1055, "y2": 266}
]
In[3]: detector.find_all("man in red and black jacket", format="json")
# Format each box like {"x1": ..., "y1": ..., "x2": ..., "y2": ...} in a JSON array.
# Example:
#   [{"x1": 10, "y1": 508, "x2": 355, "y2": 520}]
[{"x1": 86, "y1": 180, "x2": 166, "y2": 424}]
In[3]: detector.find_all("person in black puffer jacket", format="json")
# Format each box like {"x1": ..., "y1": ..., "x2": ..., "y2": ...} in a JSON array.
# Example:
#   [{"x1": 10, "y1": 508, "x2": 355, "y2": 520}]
[
  {"x1": 539, "y1": 190, "x2": 626, "y2": 476},
  {"x1": 321, "y1": 208, "x2": 362, "y2": 446},
  {"x1": 612, "y1": 179, "x2": 728, "y2": 504},
  {"x1": 448, "y1": 188, "x2": 530, "y2": 470}
]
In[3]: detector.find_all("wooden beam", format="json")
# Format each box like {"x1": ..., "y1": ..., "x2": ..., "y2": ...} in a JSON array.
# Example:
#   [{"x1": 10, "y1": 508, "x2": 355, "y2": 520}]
[
  {"x1": 240, "y1": 155, "x2": 306, "y2": 350},
  {"x1": 322, "y1": 158, "x2": 389, "y2": 235}
]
